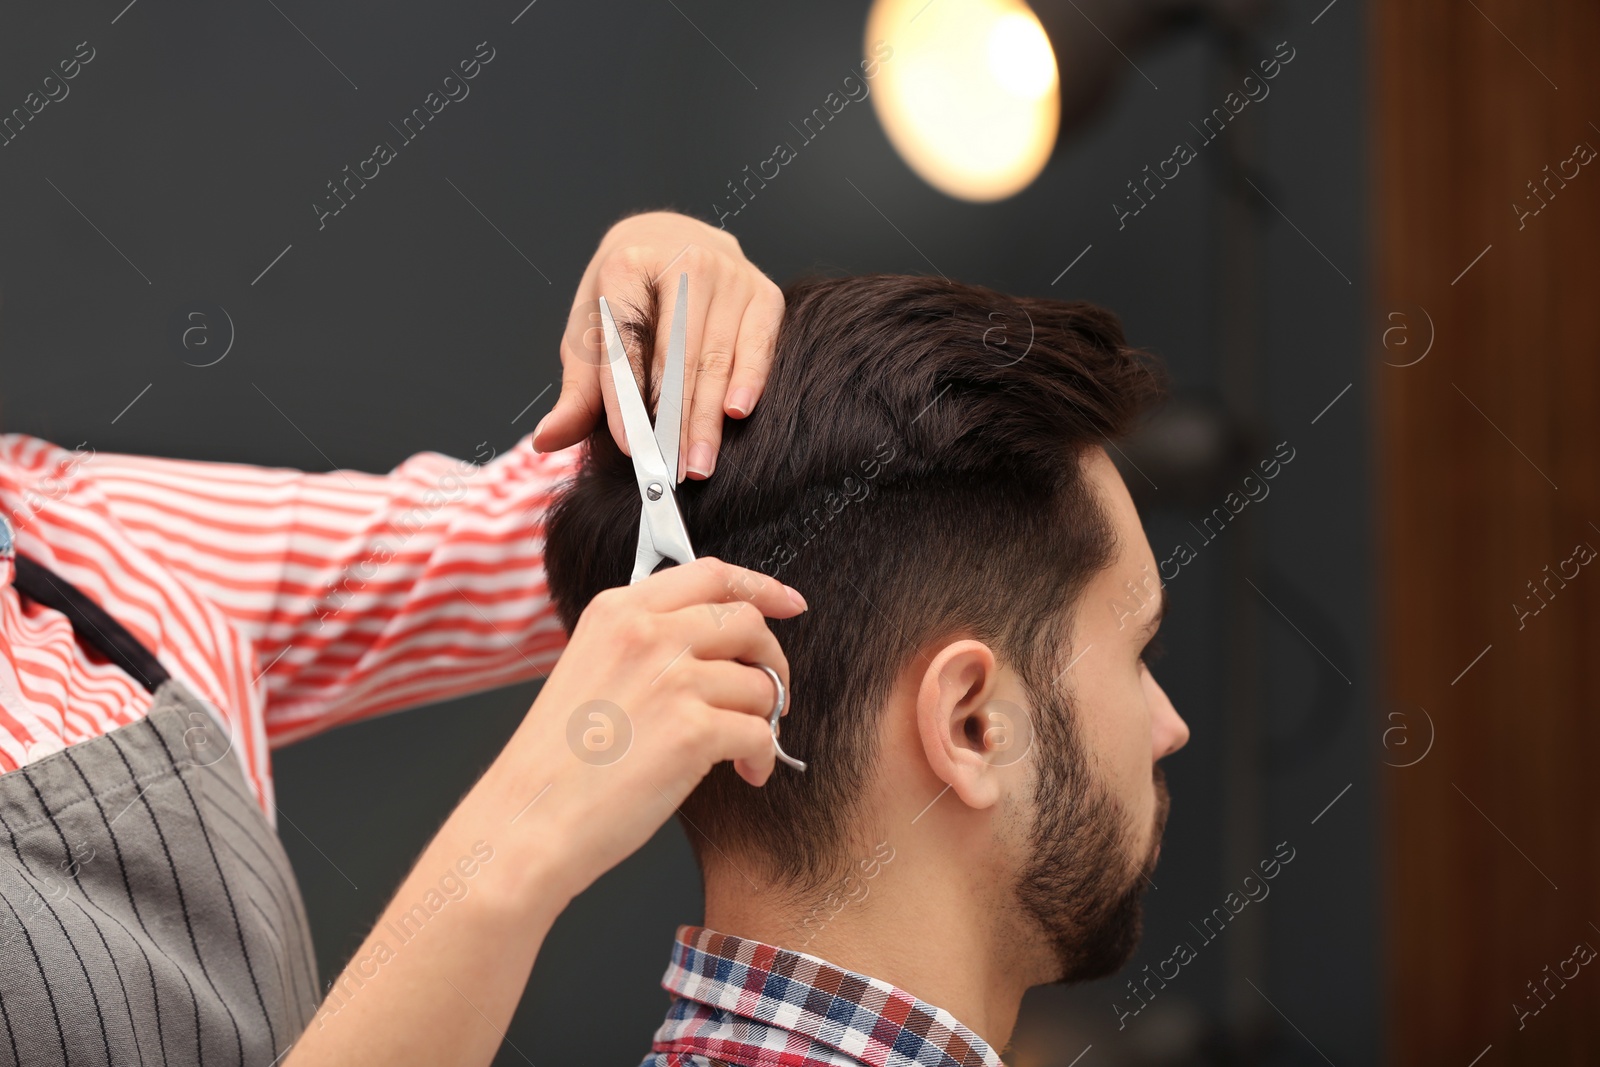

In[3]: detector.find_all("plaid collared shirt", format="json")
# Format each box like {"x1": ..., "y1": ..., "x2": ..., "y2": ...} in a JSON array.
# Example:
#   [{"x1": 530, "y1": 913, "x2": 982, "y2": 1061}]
[{"x1": 640, "y1": 925, "x2": 1006, "y2": 1067}]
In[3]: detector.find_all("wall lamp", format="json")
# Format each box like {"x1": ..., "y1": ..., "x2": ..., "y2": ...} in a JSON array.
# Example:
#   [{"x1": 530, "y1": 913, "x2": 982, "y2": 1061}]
[{"x1": 865, "y1": 0, "x2": 1262, "y2": 201}]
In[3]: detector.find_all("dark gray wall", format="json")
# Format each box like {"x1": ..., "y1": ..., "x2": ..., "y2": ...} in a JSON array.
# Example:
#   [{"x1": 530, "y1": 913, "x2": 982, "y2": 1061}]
[{"x1": 0, "y1": 0, "x2": 1374, "y2": 1063}]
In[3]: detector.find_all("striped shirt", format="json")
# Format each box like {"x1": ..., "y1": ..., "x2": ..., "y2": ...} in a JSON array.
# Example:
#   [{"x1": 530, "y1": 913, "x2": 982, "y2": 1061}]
[
  {"x1": 643, "y1": 926, "x2": 1006, "y2": 1067},
  {"x1": 0, "y1": 432, "x2": 578, "y2": 818}
]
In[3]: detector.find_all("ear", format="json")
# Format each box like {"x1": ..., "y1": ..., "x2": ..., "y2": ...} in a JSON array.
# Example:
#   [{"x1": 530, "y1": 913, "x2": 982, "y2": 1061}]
[{"x1": 914, "y1": 639, "x2": 1010, "y2": 811}]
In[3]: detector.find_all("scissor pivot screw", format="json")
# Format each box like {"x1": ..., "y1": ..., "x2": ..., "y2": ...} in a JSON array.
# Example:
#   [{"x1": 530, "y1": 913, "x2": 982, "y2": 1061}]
[{"x1": 646, "y1": 482, "x2": 664, "y2": 501}]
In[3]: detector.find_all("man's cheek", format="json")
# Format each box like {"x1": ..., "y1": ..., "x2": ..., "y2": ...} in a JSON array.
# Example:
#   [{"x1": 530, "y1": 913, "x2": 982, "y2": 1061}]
[{"x1": 1087, "y1": 689, "x2": 1153, "y2": 818}]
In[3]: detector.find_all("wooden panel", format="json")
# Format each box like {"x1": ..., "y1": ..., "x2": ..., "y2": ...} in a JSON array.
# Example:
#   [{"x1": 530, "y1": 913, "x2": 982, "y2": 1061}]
[{"x1": 1374, "y1": 0, "x2": 1600, "y2": 1063}]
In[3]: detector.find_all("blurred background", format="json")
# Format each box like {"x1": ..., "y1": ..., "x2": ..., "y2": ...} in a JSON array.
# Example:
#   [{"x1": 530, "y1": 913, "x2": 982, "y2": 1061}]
[{"x1": 2, "y1": 0, "x2": 1594, "y2": 1063}]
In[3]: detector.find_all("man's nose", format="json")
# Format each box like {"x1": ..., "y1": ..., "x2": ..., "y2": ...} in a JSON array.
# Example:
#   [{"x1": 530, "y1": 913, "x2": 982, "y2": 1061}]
[{"x1": 1152, "y1": 679, "x2": 1189, "y2": 759}]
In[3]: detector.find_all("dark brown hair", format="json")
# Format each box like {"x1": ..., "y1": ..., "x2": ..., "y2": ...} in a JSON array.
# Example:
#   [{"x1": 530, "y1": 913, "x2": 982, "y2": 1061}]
[{"x1": 544, "y1": 274, "x2": 1164, "y2": 895}]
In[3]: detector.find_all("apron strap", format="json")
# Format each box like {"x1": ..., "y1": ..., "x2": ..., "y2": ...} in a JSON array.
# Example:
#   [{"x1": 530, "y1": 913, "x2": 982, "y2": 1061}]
[{"x1": 12, "y1": 553, "x2": 171, "y2": 693}]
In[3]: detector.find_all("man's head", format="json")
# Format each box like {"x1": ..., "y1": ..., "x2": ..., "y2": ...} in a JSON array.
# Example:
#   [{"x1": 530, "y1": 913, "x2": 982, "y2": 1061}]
[{"x1": 545, "y1": 273, "x2": 1188, "y2": 987}]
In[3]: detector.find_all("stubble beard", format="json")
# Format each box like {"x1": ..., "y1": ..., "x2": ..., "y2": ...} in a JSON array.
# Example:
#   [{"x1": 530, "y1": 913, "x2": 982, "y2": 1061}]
[{"x1": 1013, "y1": 679, "x2": 1171, "y2": 986}]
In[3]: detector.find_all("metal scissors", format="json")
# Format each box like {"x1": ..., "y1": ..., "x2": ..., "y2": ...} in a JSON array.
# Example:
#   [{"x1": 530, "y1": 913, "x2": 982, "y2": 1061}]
[{"x1": 598, "y1": 274, "x2": 807, "y2": 772}]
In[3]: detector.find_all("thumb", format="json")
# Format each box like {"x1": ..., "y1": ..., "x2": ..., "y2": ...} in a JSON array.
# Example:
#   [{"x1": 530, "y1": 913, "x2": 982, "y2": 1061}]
[{"x1": 535, "y1": 357, "x2": 606, "y2": 453}]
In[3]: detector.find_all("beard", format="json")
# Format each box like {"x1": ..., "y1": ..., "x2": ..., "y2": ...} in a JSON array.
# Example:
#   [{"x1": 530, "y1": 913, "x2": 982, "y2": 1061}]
[{"x1": 1013, "y1": 676, "x2": 1171, "y2": 985}]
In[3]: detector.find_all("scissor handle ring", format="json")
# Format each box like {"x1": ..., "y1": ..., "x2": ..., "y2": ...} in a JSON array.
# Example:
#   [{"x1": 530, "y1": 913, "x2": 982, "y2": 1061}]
[{"x1": 754, "y1": 663, "x2": 806, "y2": 772}]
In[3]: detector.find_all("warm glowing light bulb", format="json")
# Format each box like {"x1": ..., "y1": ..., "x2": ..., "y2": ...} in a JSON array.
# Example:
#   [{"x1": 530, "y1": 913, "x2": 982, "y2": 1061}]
[
  {"x1": 866, "y1": 0, "x2": 1060, "y2": 202},
  {"x1": 989, "y1": 12, "x2": 1056, "y2": 100}
]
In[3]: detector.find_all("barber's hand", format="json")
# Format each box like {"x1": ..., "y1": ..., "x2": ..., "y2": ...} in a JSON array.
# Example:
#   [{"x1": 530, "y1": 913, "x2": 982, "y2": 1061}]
[
  {"x1": 486, "y1": 558, "x2": 805, "y2": 901},
  {"x1": 534, "y1": 211, "x2": 785, "y2": 481}
]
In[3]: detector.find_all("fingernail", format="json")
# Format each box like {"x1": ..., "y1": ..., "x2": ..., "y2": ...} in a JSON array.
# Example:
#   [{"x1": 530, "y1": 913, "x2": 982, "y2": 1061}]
[
  {"x1": 531, "y1": 415, "x2": 548, "y2": 449},
  {"x1": 785, "y1": 585, "x2": 808, "y2": 611},
  {"x1": 727, "y1": 388, "x2": 755, "y2": 418},
  {"x1": 688, "y1": 442, "x2": 715, "y2": 478}
]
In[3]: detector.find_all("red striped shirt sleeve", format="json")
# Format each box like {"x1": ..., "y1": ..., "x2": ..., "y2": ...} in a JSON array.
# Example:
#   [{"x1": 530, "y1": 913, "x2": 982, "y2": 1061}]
[{"x1": 88, "y1": 435, "x2": 580, "y2": 746}]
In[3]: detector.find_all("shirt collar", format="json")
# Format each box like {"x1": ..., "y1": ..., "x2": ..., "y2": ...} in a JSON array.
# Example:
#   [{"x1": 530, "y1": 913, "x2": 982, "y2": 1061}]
[
  {"x1": 0, "y1": 502, "x2": 13, "y2": 591},
  {"x1": 651, "y1": 924, "x2": 1006, "y2": 1067},
  {"x1": 0, "y1": 449, "x2": 16, "y2": 591}
]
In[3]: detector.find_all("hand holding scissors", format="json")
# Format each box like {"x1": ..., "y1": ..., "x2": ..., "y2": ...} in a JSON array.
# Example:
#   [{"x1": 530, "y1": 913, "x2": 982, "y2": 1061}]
[
  {"x1": 539, "y1": 212, "x2": 785, "y2": 480},
  {"x1": 598, "y1": 275, "x2": 808, "y2": 772}
]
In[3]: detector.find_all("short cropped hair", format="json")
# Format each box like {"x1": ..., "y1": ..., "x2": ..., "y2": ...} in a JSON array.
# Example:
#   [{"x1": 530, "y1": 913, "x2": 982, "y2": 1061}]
[{"x1": 544, "y1": 274, "x2": 1164, "y2": 894}]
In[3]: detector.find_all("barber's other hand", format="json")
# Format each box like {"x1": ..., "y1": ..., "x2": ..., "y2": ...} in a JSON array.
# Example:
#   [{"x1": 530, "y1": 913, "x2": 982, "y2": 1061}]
[
  {"x1": 535, "y1": 211, "x2": 785, "y2": 480},
  {"x1": 484, "y1": 558, "x2": 804, "y2": 903}
]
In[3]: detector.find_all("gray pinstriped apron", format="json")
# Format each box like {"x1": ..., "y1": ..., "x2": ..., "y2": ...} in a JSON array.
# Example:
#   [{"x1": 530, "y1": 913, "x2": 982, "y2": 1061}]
[{"x1": 0, "y1": 552, "x2": 321, "y2": 1065}]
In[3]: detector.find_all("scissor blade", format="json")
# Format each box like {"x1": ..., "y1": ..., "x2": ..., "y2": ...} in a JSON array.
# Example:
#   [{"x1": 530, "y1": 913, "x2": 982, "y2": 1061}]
[
  {"x1": 600, "y1": 296, "x2": 693, "y2": 582},
  {"x1": 631, "y1": 511, "x2": 656, "y2": 585},
  {"x1": 657, "y1": 273, "x2": 689, "y2": 484},
  {"x1": 598, "y1": 297, "x2": 672, "y2": 489},
  {"x1": 599, "y1": 295, "x2": 695, "y2": 582}
]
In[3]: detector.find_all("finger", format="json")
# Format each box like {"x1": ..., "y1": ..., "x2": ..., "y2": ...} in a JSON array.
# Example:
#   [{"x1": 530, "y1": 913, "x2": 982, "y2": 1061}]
[
  {"x1": 632, "y1": 556, "x2": 806, "y2": 617},
  {"x1": 651, "y1": 249, "x2": 718, "y2": 482},
  {"x1": 715, "y1": 709, "x2": 778, "y2": 787},
  {"x1": 664, "y1": 604, "x2": 790, "y2": 691},
  {"x1": 535, "y1": 341, "x2": 605, "y2": 453},
  {"x1": 724, "y1": 276, "x2": 785, "y2": 421},
  {"x1": 682, "y1": 276, "x2": 751, "y2": 481},
  {"x1": 663, "y1": 659, "x2": 785, "y2": 719},
  {"x1": 538, "y1": 259, "x2": 606, "y2": 453}
]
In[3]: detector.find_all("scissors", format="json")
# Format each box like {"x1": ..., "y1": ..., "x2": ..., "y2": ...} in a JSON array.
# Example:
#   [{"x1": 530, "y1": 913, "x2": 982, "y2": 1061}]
[{"x1": 598, "y1": 274, "x2": 807, "y2": 772}]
